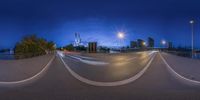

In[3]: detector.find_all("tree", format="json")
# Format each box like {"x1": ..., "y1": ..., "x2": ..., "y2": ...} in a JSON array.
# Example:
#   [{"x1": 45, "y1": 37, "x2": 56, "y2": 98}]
[
  {"x1": 75, "y1": 45, "x2": 86, "y2": 51},
  {"x1": 0, "y1": 49, "x2": 10, "y2": 53},
  {"x1": 64, "y1": 44, "x2": 74, "y2": 51},
  {"x1": 14, "y1": 35, "x2": 55, "y2": 59}
]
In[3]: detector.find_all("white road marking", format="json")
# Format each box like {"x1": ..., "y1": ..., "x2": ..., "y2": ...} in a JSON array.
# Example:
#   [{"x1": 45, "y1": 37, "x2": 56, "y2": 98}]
[
  {"x1": 73, "y1": 55, "x2": 96, "y2": 60},
  {"x1": 0, "y1": 55, "x2": 55, "y2": 87},
  {"x1": 148, "y1": 51, "x2": 158, "y2": 56},
  {"x1": 66, "y1": 55, "x2": 109, "y2": 65},
  {"x1": 58, "y1": 51, "x2": 156, "y2": 86},
  {"x1": 159, "y1": 52, "x2": 200, "y2": 86},
  {"x1": 125, "y1": 57, "x2": 137, "y2": 62}
]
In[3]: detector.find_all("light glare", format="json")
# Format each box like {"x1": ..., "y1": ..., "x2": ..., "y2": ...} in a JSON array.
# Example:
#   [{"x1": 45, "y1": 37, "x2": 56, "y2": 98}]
[
  {"x1": 143, "y1": 42, "x2": 146, "y2": 46},
  {"x1": 117, "y1": 32, "x2": 125, "y2": 39},
  {"x1": 162, "y1": 40, "x2": 166, "y2": 45},
  {"x1": 190, "y1": 20, "x2": 194, "y2": 24}
]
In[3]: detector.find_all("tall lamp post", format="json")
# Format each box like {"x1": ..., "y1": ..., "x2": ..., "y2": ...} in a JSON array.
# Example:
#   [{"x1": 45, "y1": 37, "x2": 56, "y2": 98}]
[
  {"x1": 117, "y1": 32, "x2": 125, "y2": 52},
  {"x1": 161, "y1": 40, "x2": 166, "y2": 51},
  {"x1": 143, "y1": 42, "x2": 146, "y2": 46},
  {"x1": 117, "y1": 32, "x2": 125, "y2": 47},
  {"x1": 161, "y1": 40, "x2": 166, "y2": 48},
  {"x1": 190, "y1": 20, "x2": 194, "y2": 58}
]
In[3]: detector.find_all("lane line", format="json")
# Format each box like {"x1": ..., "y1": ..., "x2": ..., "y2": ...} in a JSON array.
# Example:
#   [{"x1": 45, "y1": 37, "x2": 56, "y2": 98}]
[
  {"x1": 66, "y1": 55, "x2": 109, "y2": 65},
  {"x1": 67, "y1": 51, "x2": 155, "y2": 64},
  {"x1": 58, "y1": 51, "x2": 156, "y2": 86},
  {"x1": 72, "y1": 55, "x2": 96, "y2": 60},
  {"x1": 0, "y1": 55, "x2": 55, "y2": 87},
  {"x1": 159, "y1": 52, "x2": 200, "y2": 86},
  {"x1": 124, "y1": 51, "x2": 155, "y2": 62},
  {"x1": 125, "y1": 57, "x2": 136, "y2": 62}
]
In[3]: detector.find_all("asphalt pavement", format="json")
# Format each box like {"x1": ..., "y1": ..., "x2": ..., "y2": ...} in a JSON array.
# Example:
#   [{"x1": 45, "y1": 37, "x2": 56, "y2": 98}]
[
  {"x1": 0, "y1": 51, "x2": 200, "y2": 100},
  {"x1": 63, "y1": 51, "x2": 154, "y2": 82}
]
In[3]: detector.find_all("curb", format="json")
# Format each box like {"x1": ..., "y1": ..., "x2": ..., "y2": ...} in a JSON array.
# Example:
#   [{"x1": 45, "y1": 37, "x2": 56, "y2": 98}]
[
  {"x1": 58, "y1": 51, "x2": 156, "y2": 86},
  {"x1": 0, "y1": 55, "x2": 55, "y2": 87},
  {"x1": 159, "y1": 52, "x2": 200, "y2": 86}
]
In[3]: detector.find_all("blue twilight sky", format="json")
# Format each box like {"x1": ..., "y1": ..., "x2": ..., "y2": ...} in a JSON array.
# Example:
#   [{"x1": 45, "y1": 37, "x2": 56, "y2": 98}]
[{"x1": 0, "y1": 0, "x2": 200, "y2": 49}]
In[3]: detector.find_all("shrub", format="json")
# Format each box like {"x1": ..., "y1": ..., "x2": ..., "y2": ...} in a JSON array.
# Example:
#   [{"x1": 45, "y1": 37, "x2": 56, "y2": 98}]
[
  {"x1": 14, "y1": 35, "x2": 55, "y2": 59},
  {"x1": 64, "y1": 44, "x2": 74, "y2": 51}
]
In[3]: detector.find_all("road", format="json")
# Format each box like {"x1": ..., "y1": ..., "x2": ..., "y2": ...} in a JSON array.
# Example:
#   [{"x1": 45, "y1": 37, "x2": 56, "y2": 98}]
[
  {"x1": 0, "y1": 51, "x2": 200, "y2": 100},
  {"x1": 63, "y1": 51, "x2": 154, "y2": 82}
]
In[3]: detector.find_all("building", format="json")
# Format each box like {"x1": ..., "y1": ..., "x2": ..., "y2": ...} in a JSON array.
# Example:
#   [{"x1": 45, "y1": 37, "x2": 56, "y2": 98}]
[
  {"x1": 137, "y1": 39, "x2": 145, "y2": 48},
  {"x1": 148, "y1": 37, "x2": 154, "y2": 48},
  {"x1": 88, "y1": 42, "x2": 97, "y2": 53},
  {"x1": 168, "y1": 42, "x2": 173, "y2": 49},
  {"x1": 130, "y1": 41, "x2": 137, "y2": 48}
]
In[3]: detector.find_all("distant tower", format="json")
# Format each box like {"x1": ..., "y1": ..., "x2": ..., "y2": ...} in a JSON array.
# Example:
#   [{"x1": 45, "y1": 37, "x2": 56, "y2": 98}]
[
  {"x1": 130, "y1": 41, "x2": 137, "y2": 48},
  {"x1": 137, "y1": 39, "x2": 145, "y2": 48},
  {"x1": 74, "y1": 33, "x2": 81, "y2": 46},
  {"x1": 88, "y1": 42, "x2": 97, "y2": 53},
  {"x1": 148, "y1": 37, "x2": 154, "y2": 48},
  {"x1": 168, "y1": 42, "x2": 173, "y2": 49}
]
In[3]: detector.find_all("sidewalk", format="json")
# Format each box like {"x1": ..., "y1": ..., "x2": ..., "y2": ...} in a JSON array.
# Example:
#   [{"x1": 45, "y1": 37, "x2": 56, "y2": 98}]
[
  {"x1": 161, "y1": 52, "x2": 200, "y2": 81},
  {"x1": 0, "y1": 54, "x2": 54, "y2": 82}
]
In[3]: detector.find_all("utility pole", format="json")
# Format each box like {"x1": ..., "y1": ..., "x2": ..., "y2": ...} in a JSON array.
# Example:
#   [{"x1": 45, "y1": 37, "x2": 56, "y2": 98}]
[{"x1": 190, "y1": 19, "x2": 195, "y2": 58}]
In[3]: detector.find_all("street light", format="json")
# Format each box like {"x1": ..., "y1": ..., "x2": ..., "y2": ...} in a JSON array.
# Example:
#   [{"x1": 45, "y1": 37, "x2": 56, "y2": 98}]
[
  {"x1": 117, "y1": 32, "x2": 125, "y2": 50},
  {"x1": 143, "y1": 42, "x2": 146, "y2": 46},
  {"x1": 161, "y1": 40, "x2": 167, "y2": 51},
  {"x1": 161, "y1": 40, "x2": 166, "y2": 46},
  {"x1": 190, "y1": 19, "x2": 194, "y2": 58},
  {"x1": 117, "y1": 32, "x2": 125, "y2": 39}
]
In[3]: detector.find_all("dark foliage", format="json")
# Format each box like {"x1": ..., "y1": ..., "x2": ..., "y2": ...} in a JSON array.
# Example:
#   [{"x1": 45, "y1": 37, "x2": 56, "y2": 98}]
[{"x1": 14, "y1": 35, "x2": 55, "y2": 59}]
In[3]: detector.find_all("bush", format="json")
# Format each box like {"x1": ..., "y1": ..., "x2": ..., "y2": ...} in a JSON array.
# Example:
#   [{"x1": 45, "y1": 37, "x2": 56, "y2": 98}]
[
  {"x1": 74, "y1": 46, "x2": 86, "y2": 51},
  {"x1": 64, "y1": 44, "x2": 74, "y2": 51},
  {"x1": 14, "y1": 35, "x2": 55, "y2": 59},
  {"x1": 0, "y1": 49, "x2": 10, "y2": 53}
]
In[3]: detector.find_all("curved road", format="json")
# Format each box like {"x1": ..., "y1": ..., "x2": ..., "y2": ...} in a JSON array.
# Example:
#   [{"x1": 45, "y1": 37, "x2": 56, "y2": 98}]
[
  {"x1": 63, "y1": 51, "x2": 154, "y2": 82},
  {"x1": 0, "y1": 52, "x2": 200, "y2": 100}
]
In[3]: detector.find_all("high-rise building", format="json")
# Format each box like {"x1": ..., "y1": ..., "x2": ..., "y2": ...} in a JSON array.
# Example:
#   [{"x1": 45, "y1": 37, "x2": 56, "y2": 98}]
[
  {"x1": 148, "y1": 37, "x2": 154, "y2": 48},
  {"x1": 88, "y1": 42, "x2": 97, "y2": 53},
  {"x1": 137, "y1": 39, "x2": 145, "y2": 48},
  {"x1": 130, "y1": 41, "x2": 137, "y2": 48},
  {"x1": 168, "y1": 42, "x2": 173, "y2": 49}
]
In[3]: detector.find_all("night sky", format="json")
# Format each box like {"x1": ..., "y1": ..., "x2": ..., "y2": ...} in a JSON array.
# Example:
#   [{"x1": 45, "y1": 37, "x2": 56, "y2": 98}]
[{"x1": 0, "y1": 0, "x2": 200, "y2": 49}]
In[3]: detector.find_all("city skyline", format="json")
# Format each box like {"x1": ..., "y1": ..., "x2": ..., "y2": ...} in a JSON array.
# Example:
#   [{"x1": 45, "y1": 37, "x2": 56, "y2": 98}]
[
  {"x1": 1, "y1": 1, "x2": 200, "y2": 99},
  {"x1": 0, "y1": 0, "x2": 200, "y2": 49}
]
